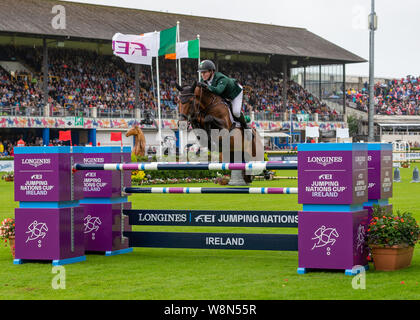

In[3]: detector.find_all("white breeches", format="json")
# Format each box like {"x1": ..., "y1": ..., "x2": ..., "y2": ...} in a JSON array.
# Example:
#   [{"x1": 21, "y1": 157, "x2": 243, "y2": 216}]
[{"x1": 231, "y1": 84, "x2": 243, "y2": 118}]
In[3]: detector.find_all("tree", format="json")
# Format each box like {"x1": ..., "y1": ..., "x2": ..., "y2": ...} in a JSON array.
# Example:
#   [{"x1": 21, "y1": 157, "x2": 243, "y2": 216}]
[{"x1": 347, "y1": 115, "x2": 359, "y2": 137}]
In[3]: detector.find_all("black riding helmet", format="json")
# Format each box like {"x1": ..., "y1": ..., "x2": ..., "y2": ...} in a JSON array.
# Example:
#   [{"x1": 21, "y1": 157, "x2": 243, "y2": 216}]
[{"x1": 198, "y1": 60, "x2": 216, "y2": 72}]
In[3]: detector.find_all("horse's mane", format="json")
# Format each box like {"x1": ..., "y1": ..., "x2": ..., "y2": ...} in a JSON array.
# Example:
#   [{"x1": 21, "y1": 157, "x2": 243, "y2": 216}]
[
  {"x1": 194, "y1": 85, "x2": 226, "y2": 105},
  {"x1": 177, "y1": 82, "x2": 226, "y2": 107}
]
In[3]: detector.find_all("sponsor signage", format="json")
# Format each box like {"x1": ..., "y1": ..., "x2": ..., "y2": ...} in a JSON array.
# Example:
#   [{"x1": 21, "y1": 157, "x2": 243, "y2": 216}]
[{"x1": 126, "y1": 210, "x2": 298, "y2": 228}]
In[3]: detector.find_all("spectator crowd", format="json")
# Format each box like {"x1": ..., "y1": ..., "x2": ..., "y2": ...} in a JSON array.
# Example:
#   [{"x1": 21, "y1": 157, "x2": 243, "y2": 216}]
[
  {"x1": 0, "y1": 45, "x2": 334, "y2": 119},
  {"x1": 346, "y1": 76, "x2": 420, "y2": 115}
]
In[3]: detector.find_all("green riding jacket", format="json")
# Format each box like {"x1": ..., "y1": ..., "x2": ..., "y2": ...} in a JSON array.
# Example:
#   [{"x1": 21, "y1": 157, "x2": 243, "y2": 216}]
[{"x1": 205, "y1": 72, "x2": 242, "y2": 100}]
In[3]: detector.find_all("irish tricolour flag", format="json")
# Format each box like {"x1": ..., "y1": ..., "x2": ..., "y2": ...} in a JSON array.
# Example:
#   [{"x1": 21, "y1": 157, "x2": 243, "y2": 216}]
[
  {"x1": 165, "y1": 39, "x2": 200, "y2": 60},
  {"x1": 112, "y1": 26, "x2": 177, "y2": 65}
]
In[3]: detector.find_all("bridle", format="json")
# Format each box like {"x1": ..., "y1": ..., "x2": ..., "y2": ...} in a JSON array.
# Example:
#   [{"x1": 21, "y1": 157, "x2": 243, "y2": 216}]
[
  {"x1": 178, "y1": 91, "x2": 197, "y2": 122},
  {"x1": 178, "y1": 87, "x2": 220, "y2": 123}
]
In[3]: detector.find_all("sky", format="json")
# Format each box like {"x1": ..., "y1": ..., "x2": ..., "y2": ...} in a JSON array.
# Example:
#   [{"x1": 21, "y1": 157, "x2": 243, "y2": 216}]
[{"x1": 62, "y1": 0, "x2": 420, "y2": 79}]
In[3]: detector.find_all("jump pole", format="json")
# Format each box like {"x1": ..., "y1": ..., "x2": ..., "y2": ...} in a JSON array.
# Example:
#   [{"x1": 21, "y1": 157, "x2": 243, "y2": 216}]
[{"x1": 123, "y1": 187, "x2": 298, "y2": 194}]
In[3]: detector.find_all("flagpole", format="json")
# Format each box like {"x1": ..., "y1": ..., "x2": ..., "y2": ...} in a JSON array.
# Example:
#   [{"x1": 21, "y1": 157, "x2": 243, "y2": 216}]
[
  {"x1": 155, "y1": 31, "x2": 162, "y2": 159},
  {"x1": 177, "y1": 21, "x2": 182, "y2": 86},
  {"x1": 197, "y1": 34, "x2": 200, "y2": 82},
  {"x1": 150, "y1": 63, "x2": 155, "y2": 100}
]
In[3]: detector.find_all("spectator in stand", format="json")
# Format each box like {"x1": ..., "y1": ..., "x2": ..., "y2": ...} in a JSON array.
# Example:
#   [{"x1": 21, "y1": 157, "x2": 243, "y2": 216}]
[{"x1": 17, "y1": 136, "x2": 25, "y2": 147}]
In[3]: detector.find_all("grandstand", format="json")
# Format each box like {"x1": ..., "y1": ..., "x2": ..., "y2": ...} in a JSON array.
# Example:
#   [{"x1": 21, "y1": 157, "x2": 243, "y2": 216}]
[{"x1": 0, "y1": 0, "x2": 367, "y2": 152}]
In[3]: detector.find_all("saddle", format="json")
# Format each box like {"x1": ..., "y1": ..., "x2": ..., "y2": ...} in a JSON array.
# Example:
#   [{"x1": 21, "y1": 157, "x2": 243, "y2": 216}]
[{"x1": 220, "y1": 98, "x2": 241, "y2": 130}]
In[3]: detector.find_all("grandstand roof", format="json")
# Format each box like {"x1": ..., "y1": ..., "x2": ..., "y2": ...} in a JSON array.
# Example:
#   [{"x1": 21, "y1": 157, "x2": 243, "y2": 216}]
[{"x1": 0, "y1": 0, "x2": 366, "y2": 65}]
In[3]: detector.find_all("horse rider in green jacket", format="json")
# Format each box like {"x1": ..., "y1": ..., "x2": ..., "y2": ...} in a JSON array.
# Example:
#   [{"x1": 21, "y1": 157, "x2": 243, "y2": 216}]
[{"x1": 197, "y1": 60, "x2": 249, "y2": 130}]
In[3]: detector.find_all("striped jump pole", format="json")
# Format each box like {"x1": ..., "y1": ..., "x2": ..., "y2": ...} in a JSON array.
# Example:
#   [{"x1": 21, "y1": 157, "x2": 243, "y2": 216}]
[
  {"x1": 123, "y1": 187, "x2": 298, "y2": 194},
  {"x1": 73, "y1": 161, "x2": 298, "y2": 171}
]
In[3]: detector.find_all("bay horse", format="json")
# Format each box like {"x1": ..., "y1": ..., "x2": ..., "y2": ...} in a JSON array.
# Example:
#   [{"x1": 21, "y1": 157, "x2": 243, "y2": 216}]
[
  {"x1": 175, "y1": 82, "x2": 263, "y2": 184},
  {"x1": 126, "y1": 125, "x2": 146, "y2": 157}
]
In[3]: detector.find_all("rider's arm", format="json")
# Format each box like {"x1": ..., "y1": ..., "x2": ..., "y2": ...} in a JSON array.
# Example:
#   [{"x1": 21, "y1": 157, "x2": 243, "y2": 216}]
[{"x1": 207, "y1": 78, "x2": 228, "y2": 96}]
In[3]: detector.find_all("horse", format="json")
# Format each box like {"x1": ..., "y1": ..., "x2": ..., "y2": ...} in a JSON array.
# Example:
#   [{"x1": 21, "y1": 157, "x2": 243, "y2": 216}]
[
  {"x1": 175, "y1": 82, "x2": 263, "y2": 184},
  {"x1": 126, "y1": 125, "x2": 146, "y2": 157}
]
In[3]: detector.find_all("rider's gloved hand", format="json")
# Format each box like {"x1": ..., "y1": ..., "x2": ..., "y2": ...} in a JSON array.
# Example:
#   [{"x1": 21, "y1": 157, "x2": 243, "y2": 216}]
[{"x1": 197, "y1": 82, "x2": 208, "y2": 89}]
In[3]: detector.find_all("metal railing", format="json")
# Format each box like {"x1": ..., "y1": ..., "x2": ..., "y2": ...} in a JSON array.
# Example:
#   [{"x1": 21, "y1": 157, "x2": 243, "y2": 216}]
[
  {"x1": 0, "y1": 105, "x2": 344, "y2": 123},
  {"x1": 0, "y1": 106, "x2": 45, "y2": 117}
]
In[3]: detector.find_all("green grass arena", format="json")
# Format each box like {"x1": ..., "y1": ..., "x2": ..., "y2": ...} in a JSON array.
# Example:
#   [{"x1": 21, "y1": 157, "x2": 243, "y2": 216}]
[{"x1": 0, "y1": 168, "x2": 419, "y2": 300}]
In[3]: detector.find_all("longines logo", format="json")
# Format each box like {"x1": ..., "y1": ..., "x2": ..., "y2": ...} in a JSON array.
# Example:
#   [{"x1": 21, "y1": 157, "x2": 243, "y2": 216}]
[
  {"x1": 21, "y1": 158, "x2": 51, "y2": 167},
  {"x1": 307, "y1": 156, "x2": 343, "y2": 167}
]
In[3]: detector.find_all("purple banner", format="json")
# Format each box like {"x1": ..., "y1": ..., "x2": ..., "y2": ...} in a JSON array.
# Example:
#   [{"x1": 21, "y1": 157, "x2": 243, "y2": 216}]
[
  {"x1": 298, "y1": 150, "x2": 368, "y2": 204},
  {"x1": 14, "y1": 153, "x2": 83, "y2": 202},
  {"x1": 298, "y1": 210, "x2": 369, "y2": 270},
  {"x1": 82, "y1": 202, "x2": 131, "y2": 252},
  {"x1": 15, "y1": 206, "x2": 85, "y2": 261}
]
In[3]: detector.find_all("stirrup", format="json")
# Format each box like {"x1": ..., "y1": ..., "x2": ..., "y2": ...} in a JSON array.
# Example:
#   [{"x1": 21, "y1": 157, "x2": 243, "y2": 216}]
[{"x1": 230, "y1": 122, "x2": 240, "y2": 130}]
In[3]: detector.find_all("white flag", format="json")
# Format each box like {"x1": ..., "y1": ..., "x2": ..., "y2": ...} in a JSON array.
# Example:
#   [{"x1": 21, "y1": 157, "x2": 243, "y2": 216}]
[
  {"x1": 175, "y1": 39, "x2": 200, "y2": 59},
  {"x1": 112, "y1": 32, "x2": 158, "y2": 65}
]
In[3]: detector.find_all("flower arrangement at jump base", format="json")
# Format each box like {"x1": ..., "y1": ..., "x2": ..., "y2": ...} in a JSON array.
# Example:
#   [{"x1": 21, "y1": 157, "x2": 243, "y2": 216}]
[
  {"x1": 1, "y1": 172, "x2": 14, "y2": 182},
  {"x1": 130, "y1": 170, "x2": 214, "y2": 185},
  {"x1": 131, "y1": 170, "x2": 146, "y2": 184},
  {"x1": 0, "y1": 218, "x2": 15, "y2": 257},
  {"x1": 400, "y1": 161, "x2": 410, "y2": 168},
  {"x1": 214, "y1": 172, "x2": 230, "y2": 185},
  {"x1": 367, "y1": 206, "x2": 419, "y2": 271}
]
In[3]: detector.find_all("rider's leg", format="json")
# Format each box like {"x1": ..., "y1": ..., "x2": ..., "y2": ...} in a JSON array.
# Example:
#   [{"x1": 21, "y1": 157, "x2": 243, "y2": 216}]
[
  {"x1": 231, "y1": 89, "x2": 243, "y2": 119},
  {"x1": 231, "y1": 88, "x2": 249, "y2": 129}
]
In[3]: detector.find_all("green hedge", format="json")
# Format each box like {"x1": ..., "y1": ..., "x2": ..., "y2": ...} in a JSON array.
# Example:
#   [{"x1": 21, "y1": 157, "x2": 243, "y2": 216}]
[
  {"x1": 131, "y1": 155, "x2": 229, "y2": 179},
  {"x1": 144, "y1": 169, "x2": 229, "y2": 180}
]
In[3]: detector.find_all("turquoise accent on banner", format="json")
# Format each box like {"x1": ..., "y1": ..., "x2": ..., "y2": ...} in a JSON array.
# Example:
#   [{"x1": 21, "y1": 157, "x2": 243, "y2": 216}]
[
  {"x1": 14, "y1": 146, "x2": 74, "y2": 154},
  {"x1": 19, "y1": 200, "x2": 80, "y2": 208},
  {"x1": 366, "y1": 143, "x2": 392, "y2": 151},
  {"x1": 302, "y1": 204, "x2": 364, "y2": 212},
  {"x1": 105, "y1": 248, "x2": 133, "y2": 256},
  {"x1": 364, "y1": 199, "x2": 389, "y2": 206},
  {"x1": 298, "y1": 143, "x2": 367, "y2": 152},
  {"x1": 79, "y1": 197, "x2": 128, "y2": 204},
  {"x1": 52, "y1": 255, "x2": 86, "y2": 266}
]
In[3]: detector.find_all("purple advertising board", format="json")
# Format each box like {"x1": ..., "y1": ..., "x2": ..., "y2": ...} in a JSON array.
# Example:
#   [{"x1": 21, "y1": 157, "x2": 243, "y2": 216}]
[
  {"x1": 81, "y1": 201, "x2": 131, "y2": 252},
  {"x1": 74, "y1": 146, "x2": 132, "y2": 198},
  {"x1": 298, "y1": 143, "x2": 368, "y2": 205},
  {"x1": 367, "y1": 143, "x2": 393, "y2": 200},
  {"x1": 14, "y1": 206, "x2": 85, "y2": 261},
  {"x1": 14, "y1": 147, "x2": 83, "y2": 202},
  {"x1": 298, "y1": 210, "x2": 369, "y2": 271}
]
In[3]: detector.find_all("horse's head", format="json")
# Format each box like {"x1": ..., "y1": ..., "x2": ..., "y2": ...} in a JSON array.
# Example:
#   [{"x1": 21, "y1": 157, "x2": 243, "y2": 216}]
[
  {"x1": 126, "y1": 125, "x2": 139, "y2": 137},
  {"x1": 175, "y1": 82, "x2": 198, "y2": 122}
]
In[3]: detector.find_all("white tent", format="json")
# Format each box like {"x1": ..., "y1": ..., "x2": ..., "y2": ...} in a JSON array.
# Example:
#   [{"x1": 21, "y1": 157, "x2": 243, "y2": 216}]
[{"x1": 263, "y1": 132, "x2": 291, "y2": 138}]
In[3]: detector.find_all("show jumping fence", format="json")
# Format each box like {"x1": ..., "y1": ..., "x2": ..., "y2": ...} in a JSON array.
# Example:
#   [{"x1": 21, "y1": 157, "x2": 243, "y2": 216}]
[{"x1": 13, "y1": 143, "x2": 393, "y2": 276}]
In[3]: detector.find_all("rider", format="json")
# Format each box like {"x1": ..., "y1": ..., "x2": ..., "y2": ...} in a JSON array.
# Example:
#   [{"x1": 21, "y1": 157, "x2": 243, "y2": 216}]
[{"x1": 197, "y1": 60, "x2": 249, "y2": 129}]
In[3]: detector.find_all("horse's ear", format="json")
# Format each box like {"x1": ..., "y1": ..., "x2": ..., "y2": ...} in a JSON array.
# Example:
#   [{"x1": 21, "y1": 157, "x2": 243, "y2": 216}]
[
  {"x1": 175, "y1": 82, "x2": 183, "y2": 91},
  {"x1": 172, "y1": 80, "x2": 182, "y2": 91}
]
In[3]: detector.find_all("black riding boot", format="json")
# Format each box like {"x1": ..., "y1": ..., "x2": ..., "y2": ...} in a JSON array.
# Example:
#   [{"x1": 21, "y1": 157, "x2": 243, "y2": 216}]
[{"x1": 234, "y1": 113, "x2": 249, "y2": 130}]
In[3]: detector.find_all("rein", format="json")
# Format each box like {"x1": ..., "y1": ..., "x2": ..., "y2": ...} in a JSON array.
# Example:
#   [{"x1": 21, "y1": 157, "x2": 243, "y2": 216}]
[{"x1": 179, "y1": 87, "x2": 224, "y2": 123}]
